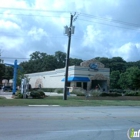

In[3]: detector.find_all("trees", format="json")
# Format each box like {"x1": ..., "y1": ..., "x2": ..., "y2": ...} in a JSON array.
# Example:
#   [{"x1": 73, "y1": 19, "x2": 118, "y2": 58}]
[
  {"x1": 119, "y1": 67, "x2": 140, "y2": 90},
  {"x1": 0, "y1": 64, "x2": 5, "y2": 81},
  {"x1": 3, "y1": 66, "x2": 13, "y2": 80},
  {"x1": 110, "y1": 70, "x2": 120, "y2": 89},
  {"x1": 55, "y1": 51, "x2": 66, "y2": 68},
  {"x1": 69, "y1": 58, "x2": 83, "y2": 66},
  {"x1": 95, "y1": 57, "x2": 110, "y2": 68},
  {"x1": 20, "y1": 51, "x2": 83, "y2": 74},
  {"x1": 97, "y1": 57, "x2": 126, "y2": 73},
  {"x1": 20, "y1": 51, "x2": 58, "y2": 73},
  {"x1": 108, "y1": 57, "x2": 126, "y2": 73},
  {"x1": 11, "y1": 52, "x2": 140, "y2": 90}
]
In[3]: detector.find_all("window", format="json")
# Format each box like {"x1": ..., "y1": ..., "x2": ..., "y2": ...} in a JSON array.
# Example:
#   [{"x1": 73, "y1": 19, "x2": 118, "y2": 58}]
[{"x1": 77, "y1": 82, "x2": 81, "y2": 87}]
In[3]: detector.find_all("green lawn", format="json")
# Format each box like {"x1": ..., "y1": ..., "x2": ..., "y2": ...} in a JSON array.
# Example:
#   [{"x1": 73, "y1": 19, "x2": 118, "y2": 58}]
[{"x1": 0, "y1": 96, "x2": 140, "y2": 106}]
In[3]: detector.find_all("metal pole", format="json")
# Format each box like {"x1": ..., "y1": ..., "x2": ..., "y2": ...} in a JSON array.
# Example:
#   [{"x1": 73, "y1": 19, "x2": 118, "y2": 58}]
[
  {"x1": 63, "y1": 14, "x2": 73, "y2": 100},
  {"x1": 13, "y1": 60, "x2": 17, "y2": 95}
]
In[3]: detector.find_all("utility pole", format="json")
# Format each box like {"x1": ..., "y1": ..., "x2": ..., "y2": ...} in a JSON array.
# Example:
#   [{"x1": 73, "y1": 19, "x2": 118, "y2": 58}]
[{"x1": 63, "y1": 14, "x2": 76, "y2": 100}]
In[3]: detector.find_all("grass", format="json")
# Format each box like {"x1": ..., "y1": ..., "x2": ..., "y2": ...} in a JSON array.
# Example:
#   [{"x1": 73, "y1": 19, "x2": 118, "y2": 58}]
[{"x1": 0, "y1": 96, "x2": 140, "y2": 106}]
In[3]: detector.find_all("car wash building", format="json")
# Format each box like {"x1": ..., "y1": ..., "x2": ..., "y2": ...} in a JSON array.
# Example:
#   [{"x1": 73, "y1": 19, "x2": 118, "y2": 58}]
[{"x1": 26, "y1": 59, "x2": 110, "y2": 91}]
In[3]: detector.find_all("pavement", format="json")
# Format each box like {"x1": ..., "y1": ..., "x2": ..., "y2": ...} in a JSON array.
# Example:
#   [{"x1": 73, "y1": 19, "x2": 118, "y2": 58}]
[
  {"x1": 0, "y1": 90, "x2": 75, "y2": 99},
  {"x1": 0, "y1": 106, "x2": 140, "y2": 140}
]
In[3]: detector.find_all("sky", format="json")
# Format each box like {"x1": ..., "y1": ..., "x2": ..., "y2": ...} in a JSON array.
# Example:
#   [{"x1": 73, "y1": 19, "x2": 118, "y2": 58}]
[{"x1": 0, "y1": 0, "x2": 140, "y2": 64}]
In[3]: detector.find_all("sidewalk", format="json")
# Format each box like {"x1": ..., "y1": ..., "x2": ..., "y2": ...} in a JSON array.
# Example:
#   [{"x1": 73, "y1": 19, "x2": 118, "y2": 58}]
[{"x1": 0, "y1": 92, "x2": 76, "y2": 99}]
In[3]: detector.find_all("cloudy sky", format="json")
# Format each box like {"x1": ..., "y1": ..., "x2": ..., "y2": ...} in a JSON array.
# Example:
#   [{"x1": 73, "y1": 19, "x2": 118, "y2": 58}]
[{"x1": 0, "y1": 0, "x2": 140, "y2": 64}]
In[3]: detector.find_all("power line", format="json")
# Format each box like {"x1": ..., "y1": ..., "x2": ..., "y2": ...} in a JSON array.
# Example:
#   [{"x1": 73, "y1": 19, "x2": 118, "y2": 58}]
[
  {"x1": 0, "y1": 57, "x2": 29, "y2": 60},
  {"x1": 0, "y1": 12, "x2": 70, "y2": 18},
  {"x1": 78, "y1": 18, "x2": 140, "y2": 31},
  {"x1": 0, "y1": 32, "x2": 65, "y2": 38},
  {"x1": 80, "y1": 13, "x2": 140, "y2": 28},
  {"x1": 0, "y1": 7, "x2": 70, "y2": 13},
  {"x1": 1, "y1": 7, "x2": 140, "y2": 28},
  {"x1": 0, "y1": 7, "x2": 139, "y2": 30}
]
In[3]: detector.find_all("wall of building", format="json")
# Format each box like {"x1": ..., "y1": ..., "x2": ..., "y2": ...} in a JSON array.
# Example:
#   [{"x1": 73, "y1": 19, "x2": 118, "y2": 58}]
[
  {"x1": 26, "y1": 66, "x2": 75, "y2": 88},
  {"x1": 26, "y1": 65, "x2": 110, "y2": 91}
]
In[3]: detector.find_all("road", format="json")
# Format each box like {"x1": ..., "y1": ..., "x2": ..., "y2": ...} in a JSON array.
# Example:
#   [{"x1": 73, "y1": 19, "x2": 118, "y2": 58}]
[{"x1": 0, "y1": 106, "x2": 140, "y2": 140}]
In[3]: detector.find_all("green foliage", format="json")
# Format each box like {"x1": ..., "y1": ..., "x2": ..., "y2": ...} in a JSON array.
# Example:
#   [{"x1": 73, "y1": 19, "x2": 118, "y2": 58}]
[
  {"x1": 2, "y1": 66, "x2": 13, "y2": 80},
  {"x1": 88, "y1": 90, "x2": 102, "y2": 96},
  {"x1": 71, "y1": 88, "x2": 86, "y2": 96},
  {"x1": 119, "y1": 67, "x2": 140, "y2": 90},
  {"x1": 0, "y1": 96, "x2": 6, "y2": 99},
  {"x1": 109, "y1": 89, "x2": 125, "y2": 93},
  {"x1": 20, "y1": 51, "x2": 83, "y2": 74},
  {"x1": 39, "y1": 88, "x2": 55, "y2": 92},
  {"x1": 110, "y1": 71, "x2": 120, "y2": 89},
  {"x1": 54, "y1": 88, "x2": 63, "y2": 93},
  {"x1": 37, "y1": 89, "x2": 46, "y2": 96},
  {"x1": 69, "y1": 58, "x2": 83, "y2": 66},
  {"x1": 30, "y1": 90, "x2": 45, "y2": 99},
  {"x1": 17, "y1": 70, "x2": 25, "y2": 86},
  {"x1": 15, "y1": 90, "x2": 23, "y2": 99},
  {"x1": 124, "y1": 90, "x2": 140, "y2": 96},
  {"x1": 100, "y1": 92, "x2": 122, "y2": 97},
  {"x1": 3, "y1": 53, "x2": 140, "y2": 92},
  {"x1": 97, "y1": 57, "x2": 126, "y2": 73},
  {"x1": 55, "y1": 51, "x2": 66, "y2": 68},
  {"x1": 0, "y1": 64, "x2": 5, "y2": 79}
]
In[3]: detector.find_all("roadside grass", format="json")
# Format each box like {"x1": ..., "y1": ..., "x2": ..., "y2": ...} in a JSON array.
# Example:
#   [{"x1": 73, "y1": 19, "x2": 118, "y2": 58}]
[
  {"x1": 0, "y1": 96, "x2": 6, "y2": 99},
  {"x1": 0, "y1": 96, "x2": 140, "y2": 106}
]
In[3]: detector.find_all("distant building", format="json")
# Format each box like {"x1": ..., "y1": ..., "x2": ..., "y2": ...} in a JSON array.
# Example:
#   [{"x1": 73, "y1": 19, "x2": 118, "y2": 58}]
[{"x1": 26, "y1": 59, "x2": 110, "y2": 91}]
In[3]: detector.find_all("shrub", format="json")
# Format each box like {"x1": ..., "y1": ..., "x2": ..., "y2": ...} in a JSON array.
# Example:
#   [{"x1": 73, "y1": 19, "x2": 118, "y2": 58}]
[
  {"x1": 99, "y1": 92, "x2": 122, "y2": 97},
  {"x1": 124, "y1": 90, "x2": 140, "y2": 96},
  {"x1": 109, "y1": 89, "x2": 125, "y2": 93},
  {"x1": 30, "y1": 90, "x2": 45, "y2": 99},
  {"x1": 0, "y1": 96, "x2": 6, "y2": 99},
  {"x1": 88, "y1": 90, "x2": 102, "y2": 97},
  {"x1": 71, "y1": 88, "x2": 86, "y2": 96},
  {"x1": 40, "y1": 88, "x2": 55, "y2": 92},
  {"x1": 37, "y1": 89, "x2": 45, "y2": 97},
  {"x1": 15, "y1": 91, "x2": 23, "y2": 99},
  {"x1": 54, "y1": 88, "x2": 63, "y2": 93}
]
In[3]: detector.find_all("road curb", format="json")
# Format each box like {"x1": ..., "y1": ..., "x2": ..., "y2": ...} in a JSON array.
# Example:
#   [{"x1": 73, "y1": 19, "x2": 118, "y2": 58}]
[{"x1": 28, "y1": 105, "x2": 60, "y2": 107}]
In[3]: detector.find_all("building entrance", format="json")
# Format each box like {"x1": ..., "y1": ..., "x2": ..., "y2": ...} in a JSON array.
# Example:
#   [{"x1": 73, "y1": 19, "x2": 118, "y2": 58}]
[{"x1": 91, "y1": 80, "x2": 107, "y2": 91}]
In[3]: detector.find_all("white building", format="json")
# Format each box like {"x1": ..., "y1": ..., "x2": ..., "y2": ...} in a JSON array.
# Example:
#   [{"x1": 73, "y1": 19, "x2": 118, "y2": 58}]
[{"x1": 26, "y1": 59, "x2": 110, "y2": 91}]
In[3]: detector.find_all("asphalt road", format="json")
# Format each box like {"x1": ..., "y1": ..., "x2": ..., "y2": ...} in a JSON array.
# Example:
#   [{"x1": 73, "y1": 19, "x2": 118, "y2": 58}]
[{"x1": 0, "y1": 106, "x2": 140, "y2": 140}]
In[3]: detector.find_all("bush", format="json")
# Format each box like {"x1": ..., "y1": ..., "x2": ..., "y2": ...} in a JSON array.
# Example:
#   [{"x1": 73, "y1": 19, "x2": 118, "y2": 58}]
[
  {"x1": 109, "y1": 89, "x2": 125, "y2": 93},
  {"x1": 37, "y1": 89, "x2": 45, "y2": 97},
  {"x1": 88, "y1": 90, "x2": 102, "y2": 97},
  {"x1": 40, "y1": 88, "x2": 55, "y2": 92},
  {"x1": 99, "y1": 92, "x2": 122, "y2": 97},
  {"x1": 0, "y1": 96, "x2": 6, "y2": 99},
  {"x1": 54, "y1": 88, "x2": 63, "y2": 93},
  {"x1": 15, "y1": 91, "x2": 23, "y2": 99},
  {"x1": 124, "y1": 90, "x2": 140, "y2": 96},
  {"x1": 71, "y1": 88, "x2": 86, "y2": 96},
  {"x1": 30, "y1": 90, "x2": 45, "y2": 99}
]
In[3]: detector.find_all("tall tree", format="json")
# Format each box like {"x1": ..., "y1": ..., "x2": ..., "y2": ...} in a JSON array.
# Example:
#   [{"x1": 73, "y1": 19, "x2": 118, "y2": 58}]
[
  {"x1": 0, "y1": 64, "x2": 5, "y2": 81},
  {"x1": 110, "y1": 70, "x2": 120, "y2": 89},
  {"x1": 55, "y1": 51, "x2": 66, "y2": 68},
  {"x1": 119, "y1": 67, "x2": 140, "y2": 90},
  {"x1": 69, "y1": 58, "x2": 83, "y2": 66},
  {"x1": 109, "y1": 57, "x2": 126, "y2": 73},
  {"x1": 95, "y1": 57, "x2": 110, "y2": 68},
  {"x1": 3, "y1": 66, "x2": 13, "y2": 80}
]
